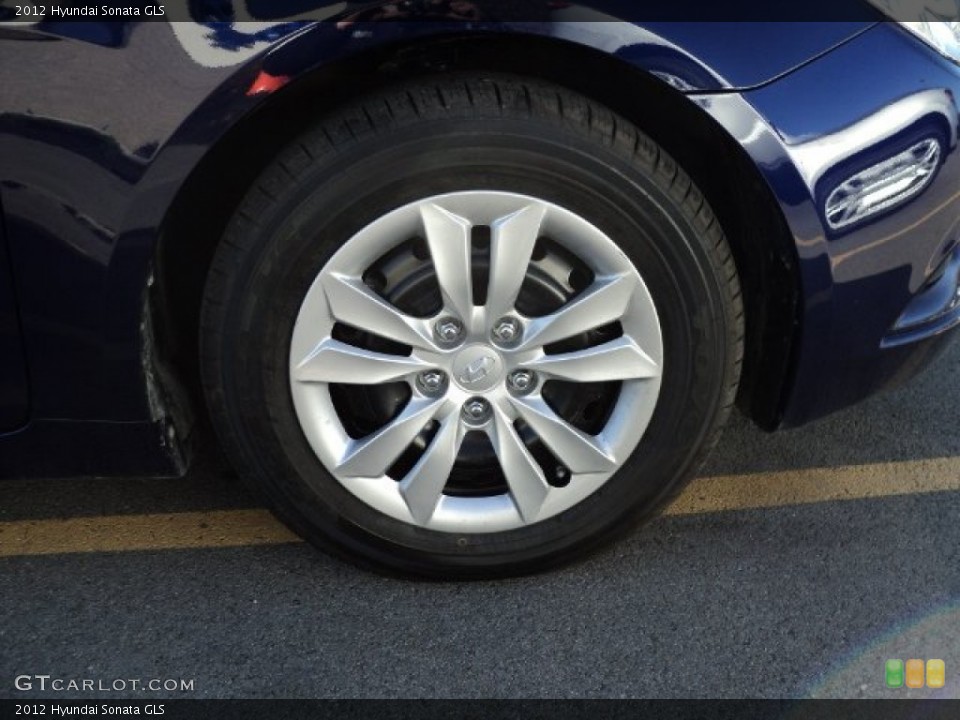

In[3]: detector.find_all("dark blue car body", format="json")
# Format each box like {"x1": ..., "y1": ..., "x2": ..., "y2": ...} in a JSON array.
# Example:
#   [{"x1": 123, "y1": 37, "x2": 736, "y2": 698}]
[{"x1": 1, "y1": 7, "x2": 958, "y2": 478}]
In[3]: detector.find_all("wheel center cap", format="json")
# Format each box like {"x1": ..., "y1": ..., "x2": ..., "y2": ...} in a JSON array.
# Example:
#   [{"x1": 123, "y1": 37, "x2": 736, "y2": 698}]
[{"x1": 451, "y1": 344, "x2": 505, "y2": 393}]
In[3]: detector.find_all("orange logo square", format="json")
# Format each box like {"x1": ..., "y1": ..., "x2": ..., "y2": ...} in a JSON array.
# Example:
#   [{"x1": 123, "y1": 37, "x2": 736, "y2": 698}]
[{"x1": 905, "y1": 659, "x2": 925, "y2": 688}]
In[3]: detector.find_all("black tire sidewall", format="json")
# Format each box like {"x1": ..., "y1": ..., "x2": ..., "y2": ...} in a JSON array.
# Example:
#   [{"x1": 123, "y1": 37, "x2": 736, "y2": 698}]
[{"x1": 206, "y1": 108, "x2": 734, "y2": 576}]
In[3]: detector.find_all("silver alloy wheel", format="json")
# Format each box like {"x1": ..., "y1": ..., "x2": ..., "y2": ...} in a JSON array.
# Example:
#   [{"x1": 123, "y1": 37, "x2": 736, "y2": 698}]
[{"x1": 289, "y1": 191, "x2": 664, "y2": 533}]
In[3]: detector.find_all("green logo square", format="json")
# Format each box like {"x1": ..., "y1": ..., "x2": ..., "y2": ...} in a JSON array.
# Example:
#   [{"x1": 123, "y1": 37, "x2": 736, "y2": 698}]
[{"x1": 886, "y1": 659, "x2": 905, "y2": 688}]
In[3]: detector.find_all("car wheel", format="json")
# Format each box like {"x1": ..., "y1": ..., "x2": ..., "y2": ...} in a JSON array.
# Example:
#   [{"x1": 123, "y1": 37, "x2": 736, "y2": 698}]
[{"x1": 200, "y1": 74, "x2": 743, "y2": 577}]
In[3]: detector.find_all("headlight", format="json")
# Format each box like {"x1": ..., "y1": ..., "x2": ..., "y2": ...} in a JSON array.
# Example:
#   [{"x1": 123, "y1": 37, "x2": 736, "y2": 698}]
[{"x1": 867, "y1": 1, "x2": 960, "y2": 64}]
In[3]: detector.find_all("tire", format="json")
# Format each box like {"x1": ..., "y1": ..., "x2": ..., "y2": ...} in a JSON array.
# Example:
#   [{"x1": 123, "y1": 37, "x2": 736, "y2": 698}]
[{"x1": 200, "y1": 74, "x2": 743, "y2": 578}]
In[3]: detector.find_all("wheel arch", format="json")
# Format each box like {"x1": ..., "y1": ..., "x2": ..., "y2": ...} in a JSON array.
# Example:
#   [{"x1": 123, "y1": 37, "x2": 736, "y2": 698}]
[{"x1": 151, "y1": 30, "x2": 801, "y2": 435}]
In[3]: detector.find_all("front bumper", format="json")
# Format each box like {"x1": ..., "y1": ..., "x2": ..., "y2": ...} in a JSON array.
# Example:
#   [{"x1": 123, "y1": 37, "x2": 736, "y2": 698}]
[{"x1": 700, "y1": 22, "x2": 960, "y2": 427}]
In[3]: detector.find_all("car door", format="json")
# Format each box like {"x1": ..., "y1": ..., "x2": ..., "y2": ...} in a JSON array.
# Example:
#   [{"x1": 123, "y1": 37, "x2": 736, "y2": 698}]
[{"x1": 0, "y1": 206, "x2": 28, "y2": 432}]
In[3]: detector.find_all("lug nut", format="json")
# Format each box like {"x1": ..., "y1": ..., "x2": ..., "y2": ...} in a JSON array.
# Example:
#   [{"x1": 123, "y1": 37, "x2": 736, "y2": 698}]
[
  {"x1": 507, "y1": 369, "x2": 537, "y2": 395},
  {"x1": 417, "y1": 370, "x2": 448, "y2": 396},
  {"x1": 461, "y1": 397, "x2": 492, "y2": 425},
  {"x1": 491, "y1": 317, "x2": 522, "y2": 346},
  {"x1": 434, "y1": 317, "x2": 464, "y2": 346}
]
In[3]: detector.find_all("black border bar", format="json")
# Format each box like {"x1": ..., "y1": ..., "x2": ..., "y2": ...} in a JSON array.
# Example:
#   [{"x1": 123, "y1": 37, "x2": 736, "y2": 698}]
[
  {"x1": 4, "y1": 700, "x2": 960, "y2": 720},
  {"x1": 0, "y1": 0, "x2": 907, "y2": 24}
]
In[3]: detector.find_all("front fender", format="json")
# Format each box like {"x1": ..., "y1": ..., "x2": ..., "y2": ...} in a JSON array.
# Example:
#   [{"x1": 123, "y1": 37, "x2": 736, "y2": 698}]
[{"x1": 0, "y1": 13, "x2": 872, "y2": 428}]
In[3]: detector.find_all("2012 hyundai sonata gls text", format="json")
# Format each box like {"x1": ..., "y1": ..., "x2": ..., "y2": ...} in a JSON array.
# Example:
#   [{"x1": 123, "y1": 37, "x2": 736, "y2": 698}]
[{"x1": 0, "y1": 6, "x2": 958, "y2": 576}]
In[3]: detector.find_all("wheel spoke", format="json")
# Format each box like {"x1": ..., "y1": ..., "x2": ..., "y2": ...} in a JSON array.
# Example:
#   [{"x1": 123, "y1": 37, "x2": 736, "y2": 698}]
[
  {"x1": 399, "y1": 411, "x2": 463, "y2": 524},
  {"x1": 510, "y1": 396, "x2": 616, "y2": 474},
  {"x1": 485, "y1": 204, "x2": 547, "y2": 320},
  {"x1": 488, "y1": 407, "x2": 551, "y2": 523},
  {"x1": 321, "y1": 272, "x2": 434, "y2": 350},
  {"x1": 523, "y1": 337, "x2": 660, "y2": 383},
  {"x1": 293, "y1": 338, "x2": 431, "y2": 385},
  {"x1": 421, "y1": 203, "x2": 474, "y2": 322},
  {"x1": 518, "y1": 273, "x2": 639, "y2": 350},
  {"x1": 337, "y1": 397, "x2": 442, "y2": 478}
]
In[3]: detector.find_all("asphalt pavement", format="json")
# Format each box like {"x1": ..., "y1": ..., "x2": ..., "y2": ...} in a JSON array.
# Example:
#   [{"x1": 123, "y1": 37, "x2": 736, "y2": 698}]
[{"x1": 1, "y1": 338, "x2": 959, "y2": 699}]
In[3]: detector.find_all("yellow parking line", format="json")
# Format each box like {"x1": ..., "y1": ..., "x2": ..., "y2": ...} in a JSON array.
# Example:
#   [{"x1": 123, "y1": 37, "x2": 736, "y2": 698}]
[
  {"x1": 665, "y1": 456, "x2": 960, "y2": 515},
  {"x1": 0, "y1": 457, "x2": 957, "y2": 557},
  {"x1": 0, "y1": 509, "x2": 299, "y2": 557}
]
